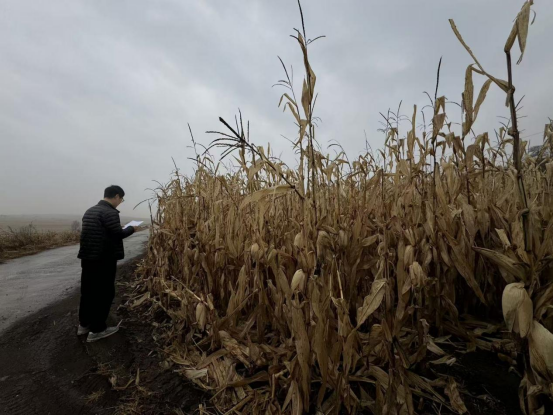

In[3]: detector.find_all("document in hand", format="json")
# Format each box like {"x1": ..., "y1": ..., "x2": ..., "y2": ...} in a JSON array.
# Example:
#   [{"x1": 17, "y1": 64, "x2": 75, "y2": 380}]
[{"x1": 123, "y1": 220, "x2": 144, "y2": 229}]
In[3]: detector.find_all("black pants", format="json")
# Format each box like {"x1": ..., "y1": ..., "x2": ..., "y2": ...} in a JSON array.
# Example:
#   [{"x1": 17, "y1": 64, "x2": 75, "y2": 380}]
[{"x1": 79, "y1": 259, "x2": 117, "y2": 333}]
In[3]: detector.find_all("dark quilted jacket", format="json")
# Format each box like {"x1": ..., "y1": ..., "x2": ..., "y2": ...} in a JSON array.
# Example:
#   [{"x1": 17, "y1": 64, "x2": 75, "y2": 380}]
[{"x1": 78, "y1": 200, "x2": 135, "y2": 260}]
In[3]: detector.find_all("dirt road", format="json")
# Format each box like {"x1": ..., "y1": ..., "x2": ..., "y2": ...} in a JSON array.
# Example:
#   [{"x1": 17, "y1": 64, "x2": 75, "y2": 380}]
[
  {"x1": 0, "y1": 256, "x2": 204, "y2": 415},
  {"x1": 0, "y1": 231, "x2": 149, "y2": 333}
]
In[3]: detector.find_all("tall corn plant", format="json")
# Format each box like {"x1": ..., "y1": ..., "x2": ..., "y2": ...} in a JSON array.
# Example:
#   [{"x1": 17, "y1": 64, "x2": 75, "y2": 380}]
[
  {"x1": 450, "y1": 2, "x2": 552, "y2": 412},
  {"x1": 132, "y1": 1, "x2": 552, "y2": 414}
]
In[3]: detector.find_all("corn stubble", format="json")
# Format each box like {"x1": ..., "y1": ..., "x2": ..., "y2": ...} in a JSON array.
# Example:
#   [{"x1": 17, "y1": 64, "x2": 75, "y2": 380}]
[{"x1": 131, "y1": 2, "x2": 552, "y2": 413}]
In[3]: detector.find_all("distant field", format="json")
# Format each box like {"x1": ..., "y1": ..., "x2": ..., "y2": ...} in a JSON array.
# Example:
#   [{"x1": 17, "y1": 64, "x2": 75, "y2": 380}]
[
  {"x1": 0, "y1": 214, "x2": 151, "y2": 232},
  {"x1": 0, "y1": 214, "x2": 151, "y2": 262}
]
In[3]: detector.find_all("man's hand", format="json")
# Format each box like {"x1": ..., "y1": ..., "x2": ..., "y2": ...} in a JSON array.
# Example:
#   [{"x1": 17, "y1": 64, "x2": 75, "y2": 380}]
[{"x1": 133, "y1": 226, "x2": 141, "y2": 232}]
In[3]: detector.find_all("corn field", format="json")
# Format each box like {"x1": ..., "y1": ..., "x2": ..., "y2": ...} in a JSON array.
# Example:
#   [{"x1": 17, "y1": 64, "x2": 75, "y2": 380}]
[{"x1": 130, "y1": 2, "x2": 552, "y2": 414}]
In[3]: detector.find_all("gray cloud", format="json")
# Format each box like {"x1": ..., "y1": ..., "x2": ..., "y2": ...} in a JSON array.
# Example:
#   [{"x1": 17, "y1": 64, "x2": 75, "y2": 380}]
[{"x1": 0, "y1": 0, "x2": 551, "y2": 217}]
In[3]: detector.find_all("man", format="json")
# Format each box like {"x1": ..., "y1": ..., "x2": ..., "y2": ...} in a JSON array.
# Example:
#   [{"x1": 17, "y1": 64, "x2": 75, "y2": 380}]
[{"x1": 77, "y1": 185, "x2": 139, "y2": 342}]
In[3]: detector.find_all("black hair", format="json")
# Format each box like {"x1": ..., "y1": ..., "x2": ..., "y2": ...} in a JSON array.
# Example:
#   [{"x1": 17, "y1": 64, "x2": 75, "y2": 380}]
[{"x1": 104, "y1": 185, "x2": 125, "y2": 199}]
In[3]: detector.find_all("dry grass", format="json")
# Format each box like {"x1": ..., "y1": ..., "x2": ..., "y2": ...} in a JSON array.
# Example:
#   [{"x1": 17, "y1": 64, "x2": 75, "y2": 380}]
[
  {"x1": 85, "y1": 390, "x2": 105, "y2": 405},
  {"x1": 0, "y1": 224, "x2": 80, "y2": 262},
  {"x1": 132, "y1": 2, "x2": 552, "y2": 414}
]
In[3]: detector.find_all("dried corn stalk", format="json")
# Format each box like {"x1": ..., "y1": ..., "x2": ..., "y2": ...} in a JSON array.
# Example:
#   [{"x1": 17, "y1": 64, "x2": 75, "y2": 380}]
[{"x1": 133, "y1": 2, "x2": 552, "y2": 413}]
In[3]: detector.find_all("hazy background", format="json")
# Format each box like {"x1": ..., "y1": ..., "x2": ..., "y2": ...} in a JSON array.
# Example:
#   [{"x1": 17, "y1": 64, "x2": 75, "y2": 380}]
[{"x1": 0, "y1": 0, "x2": 552, "y2": 219}]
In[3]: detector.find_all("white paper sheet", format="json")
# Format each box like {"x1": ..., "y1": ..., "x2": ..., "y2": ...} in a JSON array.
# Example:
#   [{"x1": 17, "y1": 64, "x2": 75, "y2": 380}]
[{"x1": 123, "y1": 220, "x2": 144, "y2": 229}]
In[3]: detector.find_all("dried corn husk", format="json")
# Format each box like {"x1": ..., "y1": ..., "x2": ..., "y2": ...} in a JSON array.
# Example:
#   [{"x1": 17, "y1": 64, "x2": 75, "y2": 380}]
[{"x1": 502, "y1": 282, "x2": 533, "y2": 337}]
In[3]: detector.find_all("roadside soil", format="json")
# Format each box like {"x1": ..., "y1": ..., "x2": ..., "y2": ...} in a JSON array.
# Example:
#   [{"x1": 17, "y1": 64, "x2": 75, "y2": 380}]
[{"x1": 0, "y1": 256, "x2": 206, "y2": 415}]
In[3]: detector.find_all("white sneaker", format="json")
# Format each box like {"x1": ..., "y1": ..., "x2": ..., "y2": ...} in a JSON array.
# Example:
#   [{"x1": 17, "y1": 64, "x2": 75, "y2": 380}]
[
  {"x1": 86, "y1": 326, "x2": 119, "y2": 343},
  {"x1": 77, "y1": 325, "x2": 90, "y2": 335}
]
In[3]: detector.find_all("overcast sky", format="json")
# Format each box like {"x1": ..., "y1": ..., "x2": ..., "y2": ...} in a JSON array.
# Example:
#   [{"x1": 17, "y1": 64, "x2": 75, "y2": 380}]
[{"x1": 0, "y1": 0, "x2": 551, "y2": 218}]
